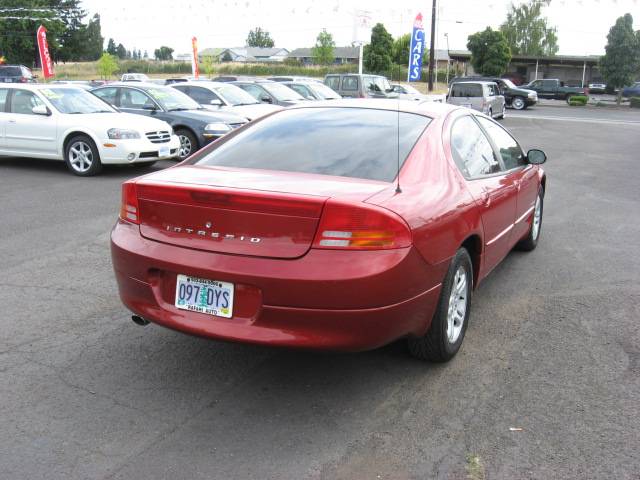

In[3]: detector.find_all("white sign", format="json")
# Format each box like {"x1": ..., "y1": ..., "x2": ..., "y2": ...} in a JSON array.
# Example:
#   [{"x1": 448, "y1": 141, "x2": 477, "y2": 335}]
[{"x1": 353, "y1": 10, "x2": 372, "y2": 44}]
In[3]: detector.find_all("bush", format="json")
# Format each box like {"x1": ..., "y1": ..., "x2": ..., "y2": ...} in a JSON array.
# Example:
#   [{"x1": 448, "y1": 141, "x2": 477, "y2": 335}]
[
  {"x1": 568, "y1": 95, "x2": 588, "y2": 106},
  {"x1": 630, "y1": 96, "x2": 640, "y2": 108}
]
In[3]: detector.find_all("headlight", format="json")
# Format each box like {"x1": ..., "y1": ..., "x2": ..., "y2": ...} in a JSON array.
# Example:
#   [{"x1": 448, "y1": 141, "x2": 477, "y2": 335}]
[
  {"x1": 204, "y1": 123, "x2": 232, "y2": 134},
  {"x1": 108, "y1": 128, "x2": 140, "y2": 139},
  {"x1": 528, "y1": 92, "x2": 537, "y2": 98}
]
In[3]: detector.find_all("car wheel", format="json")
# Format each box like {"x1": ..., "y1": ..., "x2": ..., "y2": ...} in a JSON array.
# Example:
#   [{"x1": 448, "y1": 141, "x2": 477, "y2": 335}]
[
  {"x1": 488, "y1": 108, "x2": 493, "y2": 118},
  {"x1": 512, "y1": 96, "x2": 525, "y2": 110},
  {"x1": 65, "y1": 135, "x2": 102, "y2": 176},
  {"x1": 176, "y1": 129, "x2": 198, "y2": 161},
  {"x1": 498, "y1": 104, "x2": 506, "y2": 119},
  {"x1": 517, "y1": 187, "x2": 544, "y2": 251},
  {"x1": 408, "y1": 248, "x2": 473, "y2": 362}
]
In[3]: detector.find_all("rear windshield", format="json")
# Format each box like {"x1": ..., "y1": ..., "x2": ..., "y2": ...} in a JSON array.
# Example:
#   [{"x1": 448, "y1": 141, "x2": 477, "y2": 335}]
[
  {"x1": 195, "y1": 107, "x2": 431, "y2": 182},
  {"x1": 451, "y1": 83, "x2": 483, "y2": 97},
  {"x1": 0, "y1": 66, "x2": 22, "y2": 76}
]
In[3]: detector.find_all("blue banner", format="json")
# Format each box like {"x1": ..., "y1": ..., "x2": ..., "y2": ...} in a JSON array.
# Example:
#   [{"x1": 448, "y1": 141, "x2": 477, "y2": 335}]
[{"x1": 408, "y1": 13, "x2": 425, "y2": 82}]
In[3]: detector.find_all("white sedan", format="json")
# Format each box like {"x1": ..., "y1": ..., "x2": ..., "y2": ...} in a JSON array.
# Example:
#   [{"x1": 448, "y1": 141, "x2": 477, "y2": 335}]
[{"x1": 0, "y1": 84, "x2": 180, "y2": 176}]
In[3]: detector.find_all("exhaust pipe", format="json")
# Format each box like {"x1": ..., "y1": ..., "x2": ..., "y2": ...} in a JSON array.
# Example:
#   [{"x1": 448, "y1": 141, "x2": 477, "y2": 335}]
[{"x1": 132, "y1": 315, "x2": 150, "y2": 326}]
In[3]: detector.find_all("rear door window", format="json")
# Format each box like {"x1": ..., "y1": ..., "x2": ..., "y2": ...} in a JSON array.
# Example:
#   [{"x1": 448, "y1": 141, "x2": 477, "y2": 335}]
[
  {"x1": 325, "y1": 76, "x2": 340, "y2": 90},
  {"x1": 450, "y1": 115, "x2": 501, "y2": 177},
  {"x1": 120, "y1": 88, "x2": 155, "y2": 109},
  {"x1": 341, "y1": 76, "x2": 358, "y2": 91},
  {"x1": 188, "y1": 86, "x2": 217, "y2": 104},
  {"x1": 0, "y1": 89, "x2": 9, "y2": 111},
  {"x1": 195, "y1": 107, "x2": 431, "y2": 182}
]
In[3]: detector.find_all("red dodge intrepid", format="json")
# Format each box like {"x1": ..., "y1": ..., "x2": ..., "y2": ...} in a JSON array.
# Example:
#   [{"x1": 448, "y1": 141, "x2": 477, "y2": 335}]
[{"x1": 111, "y1": 100, "x2": 547, "y2": 361}]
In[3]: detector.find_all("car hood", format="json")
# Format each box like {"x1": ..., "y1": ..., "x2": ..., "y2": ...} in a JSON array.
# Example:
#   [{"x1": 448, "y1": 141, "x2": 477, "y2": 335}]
[
  {"x1": 165, "y1": 108, "x2": 247, "y2": 124},
  {"x1": 59, "y1": 112, "x2": 172, "y2": 133}
]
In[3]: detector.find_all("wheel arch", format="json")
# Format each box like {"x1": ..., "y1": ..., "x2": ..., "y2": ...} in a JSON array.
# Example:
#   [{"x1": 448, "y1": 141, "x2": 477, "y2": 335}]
[
  {"x1": 173, "y1": 125, "x2": 200, "y2": 148},
  {"x1": 61, "y1": 130, "x2": 102, "y2": 158},
  {"x1": 460, "y1": 234, "x2": 483, "y2": 290}
]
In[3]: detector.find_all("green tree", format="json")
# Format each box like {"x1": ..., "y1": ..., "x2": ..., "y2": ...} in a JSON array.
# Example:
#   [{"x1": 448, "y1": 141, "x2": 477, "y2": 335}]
[
  {"x1": 246, "y1": 27, "x2": 274, "y2": 48},
  {"x1": 143, "y1": 50, "x2": 149, "y2": 59},
  {"x1": 116, "y1": 43, "x2": 126, "y2": 59},
  {"x1": 106, "y1": 38, "x2": 117, "y2": 55},
  {"x1": 154, "y1": 46, "x2": 174, "y2": 61},
  {"x1": 96, "y1": 52, "x2": 118, "y2": 79},
  {"x1": 600, "y1": 14, "x2": 640, "y2": 104},
  {"x1": 467, "y1": 27, "x2": 512, "y2": 76},
  {"x1": 311, "y1": 29, "x2": 335, "y2": 65},
  {"x1": 82, "y1": 14, "x2": 103, "y2": 61},
  {"x1": 363, "y1": 23, "x2": 394, "y2": 73},
  {"x1": 500, "y1": 0, "x2": 558, "y2": 56},
  {"x1": 392, "y1": 33, "x2": 411, "y2": 66},
  {"x1": 202, "y1": 55, "x2": 215, "y2": 77}
]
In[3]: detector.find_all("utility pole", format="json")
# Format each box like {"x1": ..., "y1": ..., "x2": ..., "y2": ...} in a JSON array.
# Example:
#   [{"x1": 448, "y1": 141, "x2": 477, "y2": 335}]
[{"x1": 427, "y1": 0, "x2": 437, "y2": 91}]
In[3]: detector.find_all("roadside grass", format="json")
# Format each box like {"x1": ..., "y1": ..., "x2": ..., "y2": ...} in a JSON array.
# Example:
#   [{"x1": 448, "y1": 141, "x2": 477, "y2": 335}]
[{"x1": 466, "y1": 454, "x2": 486, "y2": 480}]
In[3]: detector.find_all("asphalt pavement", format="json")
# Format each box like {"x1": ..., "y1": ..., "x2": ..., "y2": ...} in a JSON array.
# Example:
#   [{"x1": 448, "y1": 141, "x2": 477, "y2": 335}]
[{"x1": 1, "y1": 105, "x2": 639, "y2": 479}]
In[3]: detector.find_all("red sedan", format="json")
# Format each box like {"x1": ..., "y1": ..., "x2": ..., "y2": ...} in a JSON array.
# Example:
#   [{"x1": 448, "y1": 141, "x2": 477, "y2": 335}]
[{"x1": 111, "y1": 100, "x2": 547, "y2": 362}]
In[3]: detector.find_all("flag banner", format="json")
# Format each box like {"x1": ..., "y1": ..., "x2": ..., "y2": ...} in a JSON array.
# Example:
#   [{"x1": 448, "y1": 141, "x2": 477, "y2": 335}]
[
  {"x1": 191, "y1": 36, "x2": 200, "y2": 79},
  {"x1": 36, "y1": 25, "x2": 54, "y2": 79},
  {"x1": 408, "y1": 14, "x2": 425, "y2": 82}
]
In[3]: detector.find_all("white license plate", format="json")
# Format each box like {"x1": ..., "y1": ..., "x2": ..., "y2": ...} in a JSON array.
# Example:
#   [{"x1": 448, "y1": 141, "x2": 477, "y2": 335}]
[
  {"x1": 158, "y1": 145, "x2": 170, "y2": 158},
  {"x1": 175, "y1": 274, "x2": 234, "y2": 318}
]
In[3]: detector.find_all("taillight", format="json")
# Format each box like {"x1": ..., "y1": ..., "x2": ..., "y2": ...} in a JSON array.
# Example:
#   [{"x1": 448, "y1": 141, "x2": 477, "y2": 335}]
[
  {"x1": 312, "y1": 200, "x2": 411, "y2": 250},
  {"x1": 119, "y1": 181, "x2": 140, "y2": 224}
]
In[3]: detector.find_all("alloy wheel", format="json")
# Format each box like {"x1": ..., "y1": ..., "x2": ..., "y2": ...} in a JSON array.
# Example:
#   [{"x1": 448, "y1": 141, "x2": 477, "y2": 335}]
[
  {"x1": 68, "y1": 141, "x2": 94, "y2": 173},
  {"x1": 179, "y1": 135, "x2": 192, "y2": 159},
  {"x1": 447, "y1": 266, "x2": 468, "y2": 344},
  {"x1": 532, "y1": 195, "x2": 542, "y2": 240}
]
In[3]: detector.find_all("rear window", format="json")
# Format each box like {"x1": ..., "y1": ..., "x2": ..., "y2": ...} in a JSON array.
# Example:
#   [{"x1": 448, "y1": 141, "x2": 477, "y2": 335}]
[
  {"x1": 195, "y1": 107, "x2": 431, "y2": 182},
  {"x1": 0, "y1": 66, "x2": 22, "y2": 76},
  {"x1": 451, "y1": 83, "x2": 483, "y2": 97}
]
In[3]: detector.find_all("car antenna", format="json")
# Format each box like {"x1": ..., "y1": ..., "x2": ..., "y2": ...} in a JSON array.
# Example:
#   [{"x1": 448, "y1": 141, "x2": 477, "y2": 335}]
[{"x1": 395, "y1": 78, "x2": 402, "y2": 194}]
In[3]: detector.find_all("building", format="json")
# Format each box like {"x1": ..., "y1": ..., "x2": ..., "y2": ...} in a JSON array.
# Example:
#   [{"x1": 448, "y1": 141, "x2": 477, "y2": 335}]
[
  {"x1": 287, "y1": 47, "x2": 360, "y2": 65},
  {"x1": 218, "y1": 47, "x2": 289, "y2": 63},
  {"x1": 448, "y1": 50, "x2": 602, "y2": 86}
]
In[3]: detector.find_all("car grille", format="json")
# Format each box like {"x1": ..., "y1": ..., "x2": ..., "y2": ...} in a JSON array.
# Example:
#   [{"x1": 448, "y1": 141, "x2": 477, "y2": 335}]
[{"x1": 146, "y1": 131, "x2": 171, "y2": 143}]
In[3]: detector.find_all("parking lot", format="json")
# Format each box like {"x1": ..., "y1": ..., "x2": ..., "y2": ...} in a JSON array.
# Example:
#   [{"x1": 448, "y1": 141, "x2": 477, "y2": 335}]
[{"x1": 1, "y1": 105, "x2": 639, "y2": 479}]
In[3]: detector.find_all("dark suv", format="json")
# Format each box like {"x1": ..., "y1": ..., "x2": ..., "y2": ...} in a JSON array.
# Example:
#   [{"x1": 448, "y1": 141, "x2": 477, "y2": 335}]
[
  {"x1": 0, "y1": 65, "x2": 35, "y2": 83},
  {"x1": 449, "y1": 76, "x2": 537, "y2": 110}
]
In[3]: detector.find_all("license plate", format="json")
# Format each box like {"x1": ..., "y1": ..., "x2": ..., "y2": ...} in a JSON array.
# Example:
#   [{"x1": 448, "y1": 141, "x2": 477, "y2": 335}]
[
  {"x1": 175, "y1": 274, "x2": 234, "y2": 318},
  {"x1": 158, "y1": 145, "x2": 170, "y2": 158}
]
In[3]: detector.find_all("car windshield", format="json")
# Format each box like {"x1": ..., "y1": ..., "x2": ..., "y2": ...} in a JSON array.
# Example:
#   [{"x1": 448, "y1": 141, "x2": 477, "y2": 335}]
[
  {"x1": 146, "y1": 87, "x2": 201, "y2": 110},
  {"x1": 194, "y1": 107, "x2": 432, "y2": 182},
  {"x1": 501, "y1": 79, "x2": 517, "y2": 89},
  {"x1": 214, "y1": 85, "x2": 259, "y2": 105},
  {"x1": 309, "y1": 83, "x2": 340, "y2": 99},
  {"x1": 261, "y1": 82, "x2": 305, "y2": 101},
  {"x1": 41, "y1": 87, "x2": 115, "y2": 114}
]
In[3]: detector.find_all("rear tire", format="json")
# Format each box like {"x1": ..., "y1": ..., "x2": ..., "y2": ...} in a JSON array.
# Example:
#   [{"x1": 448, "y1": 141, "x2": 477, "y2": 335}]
[
  {"x1": 517, "y1": 187, "x2": 544, "y2": 251},
  {"x1": 408, "y1": 248, "x2": 473, "y2": 362},
  {"x1": 176, "y1": 128, "x2": 198, "y2": 161},
  {"x1": 64, "y1": 135, "x2": 102, "y2": 176},
  {"x1": 512, "y1": 96, "x2": 525, "y2": 110}
]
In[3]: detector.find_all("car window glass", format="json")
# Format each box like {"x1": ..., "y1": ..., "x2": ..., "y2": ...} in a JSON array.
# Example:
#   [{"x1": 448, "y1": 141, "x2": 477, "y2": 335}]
[
  {"x1": 542, "y1": 80, "x2": 555, "y2": 88},
  {"x1": 452, "y1": 84, "x2": 482, "y2": 97},
  {"x1": 195, "y1": 108, "x2": 431, "y2": 182},
  {"x1": 0, "y1": 89, "x2": 8, "y2": 111},
  {"x1": 10, "y1": 90, "x2": 45, "y2": 115},
  {"x1": 239, "y1": 84, "x2": 265, "y2": 100},
  {"x1": 120, "y1": 88, "x2": 155, "y2": 109},
  {"x1": 450, "y1": 116, "x2": 501, "y2": 177},
  {"x1": 289, "y1": 84, "x2": 312, "y2": 98},
  {"x1": 477, "y1": 117, "x2": 526, "y2": 170},
  {"x1": 92, "y1": 87, "x2": 118, "y2": 105},
  {"x1": 341, "y1": 76, "x2": 358, "y2": 91},
  {"x1": 325, "y1": 76, "x2": 340, "y2": 90},
  {"x1": 189, "y1": 86, "x2": 216, "y2": 104}
]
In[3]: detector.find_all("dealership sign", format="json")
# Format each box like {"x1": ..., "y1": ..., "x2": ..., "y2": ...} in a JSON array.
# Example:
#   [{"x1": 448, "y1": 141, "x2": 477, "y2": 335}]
[
  {"x1": 36, "y1": 25, "x2": 54, "y2": 79},
  {"x1": 407, "y1": 13, "x2": 425, "y2": 82}
]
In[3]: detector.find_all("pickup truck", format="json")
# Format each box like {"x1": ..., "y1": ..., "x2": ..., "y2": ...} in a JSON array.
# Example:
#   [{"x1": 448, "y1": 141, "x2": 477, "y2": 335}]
[{"x1": 524, "y1": 79, "x2": 587, "y2": 102}]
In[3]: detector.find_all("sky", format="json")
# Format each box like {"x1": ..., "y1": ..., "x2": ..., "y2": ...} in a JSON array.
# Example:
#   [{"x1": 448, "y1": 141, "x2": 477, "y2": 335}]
[{"x1": 81, "y1": 0, "x2": 640, "y2": 57}]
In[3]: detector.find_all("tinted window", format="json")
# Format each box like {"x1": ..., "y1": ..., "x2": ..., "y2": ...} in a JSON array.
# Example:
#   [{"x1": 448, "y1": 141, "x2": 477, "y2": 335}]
[
  {"x1": 310, "y1": 83, "x2": 341, "y2": 99},
  {"x1": 261, "y1": 82, "x2": 304, "y2": 101},
  {"x1": 341, "y1": 76, "x2": 358, "y2": 91},
  {"x1": 325, "y1": 76, "x2": 340, "y2": 90},
  {"x1": 542, "y1": 80, "x2": 556, "y2": 89},
  {"x1": 238, "y1": 84, "x2": 266, "y2": 100},
  {"x1": 0, "y1": 66, "x2": 21, "y2": 76},
  {"x1": 195, "y1": 108, "x2": 431, "y2": 182},
  {"x1": 92, "y1": 87, "x2": 118, "y2": 105},
  {"x1": 0, "y1": 89, "x2": 8, "y2": 111},
  {"x1": 120, "y1": 89, "x2": 155, "y2": 109},
  {"x1": 477, "y1": 117, "x2": 525, "y2": 170},
  {"x1": 451, "y1": 116, "x2": 501, "y2": 177},
  {"x1": 451, "y1": 83, "x2": 483, "y2": 97},
  {"x1": 289, "y1": 84, "x2": 313, "y2": 99},
  {"x1": 189, "y1": 86, "x2": 217, "y2": 104},
  {"x1": 10, "y1": 90, "x2": 45, "y2": 115}
]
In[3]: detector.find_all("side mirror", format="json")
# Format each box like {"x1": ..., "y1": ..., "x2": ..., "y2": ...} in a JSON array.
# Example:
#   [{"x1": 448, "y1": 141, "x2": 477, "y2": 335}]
[
  {"x1": 32, "y1": 104, "x2": 50, "y2": 116},
  {"x1": 260, "y1": 95, "x2": 273, "y2": 104},
  {"x1": 143, "y1": 104, "x2": 158, "y2": 111},
  {"x1": 209, "y1": 99, "x2": 223, "y2": 106},
  {"x1": 527, "y1": 149, "x2": 547, "y2": 165}
]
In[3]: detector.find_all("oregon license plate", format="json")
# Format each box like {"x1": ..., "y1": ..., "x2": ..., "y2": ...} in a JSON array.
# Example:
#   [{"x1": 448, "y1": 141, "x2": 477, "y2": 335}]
[
  {"x1": 175, "y1": 274, "x2": 234, "y2": 318},
  {"x1": 158, "y1": 145, "x2": 170, "y2": 158}
]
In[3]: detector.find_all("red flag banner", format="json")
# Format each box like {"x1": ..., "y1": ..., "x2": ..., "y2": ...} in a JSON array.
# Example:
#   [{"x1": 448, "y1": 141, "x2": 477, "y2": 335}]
[
  {"x1": 191, "y1": 37, "x2": 200, "y2": 79},
  {"x1": 37, "y1": 25, "x2": 54, "y2": 79}
]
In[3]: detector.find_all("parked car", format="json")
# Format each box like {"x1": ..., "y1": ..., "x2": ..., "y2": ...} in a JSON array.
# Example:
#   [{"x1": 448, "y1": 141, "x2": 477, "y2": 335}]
[
  {"x1": 622, "y1": 82, "x2": 640, "y2": 98},
  {"x1": 121, "y1": 73, "x2": 150, "y2": 82},
  {"x1": 267, "y1": 76, "x2": 322, "y2": 83},
  {"x1": 447, "y1": 81, "x2": 505, "y2": 119},
  {"x1": 212, "y1": 75, "x2": 259, "y2": 82},
  {"x1": 171, "y1": 81, "x2": 281, "y2": 120},
  {"x1": 231, "y1": 79, "x2": 307, "y2": 107},
  {"x1": 0, "y1": 64, "x2": 35, "y2": 83},
  {"x1": 111, "y1": 100, "x2": 547, "y2": 362},
  {"x1": 501, "y1": 73, "x2": 526, "y2": 86},
  {"x1": 588, "y1": 82, "x2": 607, "y2": 94},
  {"x1": 165, "y1": 78, "x2": 189, "y2": 85},
  {"x1": 390, "y1": 83, "x2": 428, "y2": 101},
  {"x1": 280, "y1": 81, "x2": 341, "y2": 100},
  {"x1": 450, "y1": 76, "x2": 537, "y2": 110},
  {"x1": 91, "y1": 83, "x2": 247, "y2": 160},
  {"x1": 50, "y1": 80, "x2": 93, "y2": 90},
  {"x1": 524, "y1": 78, "x2": 587, "y2": 102},
  {"x1": 0, "y1": 84, "x2": 180, "y2": 176},
  {"x1": 324, "y1": 74, "x2": 398, "y2": 99}
]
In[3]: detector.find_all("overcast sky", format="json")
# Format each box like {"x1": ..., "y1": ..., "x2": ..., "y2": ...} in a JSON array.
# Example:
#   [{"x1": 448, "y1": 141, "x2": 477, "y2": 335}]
[{"x1": 82, "y1": 0, "x2": 640, "y2": 57}]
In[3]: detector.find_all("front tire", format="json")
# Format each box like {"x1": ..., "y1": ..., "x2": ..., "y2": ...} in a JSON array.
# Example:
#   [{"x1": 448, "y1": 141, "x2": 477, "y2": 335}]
[
  {"x1": 517, "y1": 187, "x2": 544, "y2": 251},
  {"x1": 65, "y1": 135, "x2": 102, "y2": 176},
  {"x1": 408, "y1": 248, "x2": 473, "y2": 362},
  {"x1": 512, "y1": 96, "x2": 526, "y2": 110},
  {"x1": 176, "y1": 129, "x2": 198, "y2": 161}
]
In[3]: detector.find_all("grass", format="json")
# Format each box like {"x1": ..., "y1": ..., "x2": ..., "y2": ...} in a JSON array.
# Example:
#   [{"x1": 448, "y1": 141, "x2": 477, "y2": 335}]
[{"x1": 466, "y1": 454, "x2": 486, "y2": 480}]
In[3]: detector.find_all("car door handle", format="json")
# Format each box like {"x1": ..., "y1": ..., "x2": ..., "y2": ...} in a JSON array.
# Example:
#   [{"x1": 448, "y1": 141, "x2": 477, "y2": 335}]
[{"x1": 480, "y1": 188, "x2": 491, "y2": 206}]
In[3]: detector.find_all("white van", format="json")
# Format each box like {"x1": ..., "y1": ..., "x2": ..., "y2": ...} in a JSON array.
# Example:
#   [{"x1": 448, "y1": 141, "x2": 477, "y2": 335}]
[{"x1": 447, "y1": 81, "x2": 505, "y2": 119}]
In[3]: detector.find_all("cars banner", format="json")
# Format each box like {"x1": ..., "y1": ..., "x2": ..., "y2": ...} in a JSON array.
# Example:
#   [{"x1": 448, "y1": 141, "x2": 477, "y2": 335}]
[{"x1": 407, "y1": 13, "x2": 425, "y2": 82}]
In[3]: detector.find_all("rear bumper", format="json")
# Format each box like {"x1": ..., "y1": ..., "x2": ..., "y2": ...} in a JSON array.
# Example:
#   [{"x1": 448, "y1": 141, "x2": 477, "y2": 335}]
[{"x1": 111, "y1": 220, "x2": 445, "y2": 351}]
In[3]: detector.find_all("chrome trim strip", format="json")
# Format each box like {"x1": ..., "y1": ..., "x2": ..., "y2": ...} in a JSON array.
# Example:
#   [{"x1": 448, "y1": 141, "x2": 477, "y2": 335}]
[
  {"x1": 515, "y1": 205, "x2": 535, "y2": 225},
  {"x1": 486, "y1": 223, "x2": 514, "y2": 246}
]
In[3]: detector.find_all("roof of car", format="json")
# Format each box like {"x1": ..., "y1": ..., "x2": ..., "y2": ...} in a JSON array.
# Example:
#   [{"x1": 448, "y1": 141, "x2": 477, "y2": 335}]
[
  {"x1": 93, "y1": 82, "x2": 170, "y2": 90},
  {"x1": 173, "y1": 81, "x2": 233, "y2": 89},
  {"x1": 451, "y1": 80, "x2": 497, "y2": 86},
  {"x1": 286, "y1": 98, "x2": 457, "y2": 118}
]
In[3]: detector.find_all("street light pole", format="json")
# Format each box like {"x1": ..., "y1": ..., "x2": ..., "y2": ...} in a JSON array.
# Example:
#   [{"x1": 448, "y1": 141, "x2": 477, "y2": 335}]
[{"x1": 427, "y1": 0, "x2": 437, "y2": 91}]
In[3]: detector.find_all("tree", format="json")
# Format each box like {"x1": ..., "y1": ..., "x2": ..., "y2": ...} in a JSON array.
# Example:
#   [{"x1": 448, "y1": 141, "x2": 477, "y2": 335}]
[
  {"x1": 311, "y1": 29, "x2": 335, "y2": 65},
  {"x1": 600, "y1": 14, "x2": 640, "y2": 104},
  {"x1": 467, "y1": 27, "x2": 512, "y2": 76},
  {"x1": 97, "y1": 52, "x2": 118, "y2": 79},
  {"x1": 143, "y1": 50, "x2": 149, "y2": 59},
  {"x1": 392, "y1": 33, "x2": 411, "y2": 66},
  {"x1": 221, "y1": 51, "x2": 233, "y2": 62},
  {"x1": 202, "y1": 55, "x2": 215, "y2": 78},
  {"x1": 246, "y1": 27, "x2": 274, "y2": 48},
  {"x1": 107, "y1": 38, "x2": 117, "y2": 55},
  {"x1": 363, "y1": 23, "x2": 394, "y2": 73},
  {"x1": 116, "y1": 43, "x2": 127, "y2": 59},
  {"x1": 82, "y1": 14, "x2": 103, "y2": 61},
  {"x1": 500, "y1": 0, "x2": 558, "y2": 56},
  {"x1": 154, "y1": 46, "x2": 174, "y2": 61}
]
